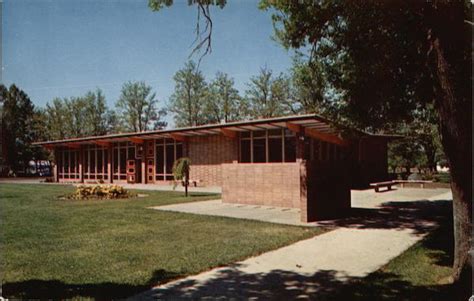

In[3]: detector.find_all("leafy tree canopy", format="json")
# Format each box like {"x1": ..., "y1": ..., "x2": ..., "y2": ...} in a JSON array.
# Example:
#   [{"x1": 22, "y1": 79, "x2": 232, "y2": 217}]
[
  {"x1": 169, "y1": 61, "x2": 208, "y2": 127},
  {"x1": 117, "y1": 82, "x2": 166, "y2": 132}
]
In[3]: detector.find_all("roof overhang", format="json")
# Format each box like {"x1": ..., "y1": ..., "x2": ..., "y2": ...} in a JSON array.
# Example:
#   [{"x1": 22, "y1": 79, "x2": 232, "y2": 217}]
[{"x1": 33, "y1": 114, "x2": 396, "y2": 148}]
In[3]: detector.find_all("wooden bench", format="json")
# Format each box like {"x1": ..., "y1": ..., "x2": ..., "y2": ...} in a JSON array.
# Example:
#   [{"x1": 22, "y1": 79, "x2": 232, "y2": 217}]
[
  {"x1": 396, "y1": 180, "x2": 433, "y2": 188},
  {"x1": 370, "y1": 181, "x2": 394, "y2": 192}
]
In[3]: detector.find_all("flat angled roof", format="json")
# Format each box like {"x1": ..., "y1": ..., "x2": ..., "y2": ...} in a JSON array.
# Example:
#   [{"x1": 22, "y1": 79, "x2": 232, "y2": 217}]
[{"x1": 33, "y1": 114, "x2": 400, "y2": 147}]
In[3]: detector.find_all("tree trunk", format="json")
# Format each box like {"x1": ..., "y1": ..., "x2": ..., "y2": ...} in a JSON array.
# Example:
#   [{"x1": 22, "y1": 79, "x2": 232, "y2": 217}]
[
  {"x1": 431, "y1": 34, "x2": 472, "y2": 299},
  {"x1": 185, "y1": 171, "x2": 189, "y2": 197}
]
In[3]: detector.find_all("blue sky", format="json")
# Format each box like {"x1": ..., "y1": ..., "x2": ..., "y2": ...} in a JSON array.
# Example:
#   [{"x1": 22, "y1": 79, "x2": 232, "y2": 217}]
[{"x1": 2, "y1": 0, "x2": 294, "y2": 126}]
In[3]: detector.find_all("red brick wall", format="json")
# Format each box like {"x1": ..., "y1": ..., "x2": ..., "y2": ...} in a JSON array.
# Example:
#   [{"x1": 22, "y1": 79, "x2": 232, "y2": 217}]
[
  {"x1": 302, "y1": 160, "x2": 351, "y2": 222},
  {"x1": 221, "y1": 162, "x2": 302, "y2": 208},
  {"x1": 188, "y1": 135, "x2": 238, "y2": 186}
]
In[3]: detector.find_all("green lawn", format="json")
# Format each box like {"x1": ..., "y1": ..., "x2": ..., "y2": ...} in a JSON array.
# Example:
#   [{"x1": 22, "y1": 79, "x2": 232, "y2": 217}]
[{"x1": 0, "y1": 183, "x2": 323, "y2": 299}]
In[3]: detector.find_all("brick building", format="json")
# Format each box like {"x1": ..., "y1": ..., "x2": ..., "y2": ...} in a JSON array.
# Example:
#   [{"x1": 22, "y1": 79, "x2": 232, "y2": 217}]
[{"x1": 34, "y1": 114, "x2": 398, "y2": 222}]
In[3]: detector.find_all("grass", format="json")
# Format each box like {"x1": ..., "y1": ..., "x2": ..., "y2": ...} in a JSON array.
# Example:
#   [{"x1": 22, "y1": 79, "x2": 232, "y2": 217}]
[{"x1": 0, "y1": 183, "x2": 324, "y2": 299}]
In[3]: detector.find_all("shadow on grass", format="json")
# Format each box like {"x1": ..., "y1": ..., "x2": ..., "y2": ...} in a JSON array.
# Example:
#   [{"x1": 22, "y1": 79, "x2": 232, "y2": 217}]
[
  {"x1": 2, "y1": 269, "x2": 178, "y2": 300},
  {"x1": 3, "y1": 200, "x2": 454, "y2": 300}
]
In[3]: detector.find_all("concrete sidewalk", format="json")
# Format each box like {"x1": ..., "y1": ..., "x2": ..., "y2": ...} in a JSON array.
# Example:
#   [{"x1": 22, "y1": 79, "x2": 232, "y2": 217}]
[
  {"x1": 150, "y1": 188, "x2": 450, "y2": 227},
  {"x1": 132, "y1": 228, "x2": 424, "y2": 300},
  {"x1": 133, "y1": 190, "x2": 451, "y2": 300},
  {"x1": 152, "y1": 200, "x2": 303, "y2": 226}
]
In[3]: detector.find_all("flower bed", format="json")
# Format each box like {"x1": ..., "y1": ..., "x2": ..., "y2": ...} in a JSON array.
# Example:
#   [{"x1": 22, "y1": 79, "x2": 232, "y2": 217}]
[{"x1": 67, "y1": 184, "x2": 133, "y2": 200}]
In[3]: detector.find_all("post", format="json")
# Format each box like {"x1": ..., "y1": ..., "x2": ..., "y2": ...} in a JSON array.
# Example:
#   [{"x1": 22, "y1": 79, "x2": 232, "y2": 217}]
[
  {"x1": 141, "y1": 142, "x2": 146, "y2": 184},
  {"x1": 107, "y1": 144, "x2": 112, "y2": 183},
  {"x1": 296, "y1": 132, "x2": 305, "y2": 161},
  {"x1": 79, "y1": 147, "x2": 83, "y2": 183},
  {"x1": 53, "y1": 149, "x2": 59, "y2": 182},
  {"x1": 185, "y1": 168, "x2": 189, "y2": 197}
]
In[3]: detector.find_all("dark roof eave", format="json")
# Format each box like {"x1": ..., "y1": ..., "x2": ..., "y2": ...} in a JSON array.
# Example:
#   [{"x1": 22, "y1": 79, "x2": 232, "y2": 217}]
[
  {"x1": 33, "y1": 114, "x2": 320, "y2": 146},
  {"x1": 32, "y1": 113, "x2": 402, "y2": 146}
]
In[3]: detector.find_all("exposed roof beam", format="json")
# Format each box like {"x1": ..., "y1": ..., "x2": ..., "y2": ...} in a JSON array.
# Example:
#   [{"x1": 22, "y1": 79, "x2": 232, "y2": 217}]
[
  {"x1": 286, "y1": 122, "x2": 302, "y2": 133},
  {"x1": 304, "y1": 128, "x2": 349, "y2": 147},
  {"x1": 66, "y1": 143, "x2": 81, "y2": 149},
  {"x1": 170, "y1": 133, "x2": 187, "y2": 142},
  {"x1": 129, "y1": 137, "x2": 144, "y2": 144},
  {"x1": 94, "y1": 140, "x2": 110, "y2": 147},
  {"x1": 220, "y1": 128, "x2": 237, "y2": 139}
]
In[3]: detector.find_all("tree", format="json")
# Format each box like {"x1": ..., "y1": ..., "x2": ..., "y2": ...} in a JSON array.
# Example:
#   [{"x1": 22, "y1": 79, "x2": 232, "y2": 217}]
[
  {"x1": 44, "y1": 91, "x2": 121, "y2": 139},
  {"x1": 172, "y1": 157, "x2": 192, "y2": 197},
  {"x1": 169, "y1": 61, "x2": 208, "y2": 127},
  {"x1": 150, "y1": 1, "x2": 471, "y2": 294},
  {"x1": 204, "y1": 72, "x2": 246, "y2": 123},
  {"x1": 0, "y1": 84, "x2": 36, "y2": 173},
  {"x1": 44, "y1": 98, "x2": 68, "y2": 140},
  {"x1": 410, "y1": 105, "x2": 444, "y2": 173},
  {"x1": 245, "y1": 67, "x2": 291, "y2": 118},
  {"x1": 260, "y1": 1, "x2": 472, "y2": 296},
  {"x1": 30, "y1": 108, "x2": 53, "y2": 170},
  {"x1": 84, "y1": 89, "x2": 109, "y2": 136},
  {"x1": 65, "y1": 96, "x2": 89, "y2": 138},
  {"x1": 116, "y1": 81, "x2": 166, "y2": 132}
]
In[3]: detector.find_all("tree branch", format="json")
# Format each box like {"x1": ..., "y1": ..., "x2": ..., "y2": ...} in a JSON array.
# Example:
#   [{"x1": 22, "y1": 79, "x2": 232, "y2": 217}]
[{"x1": 189, "y1": 3, "x2": 213, "y2": 67}]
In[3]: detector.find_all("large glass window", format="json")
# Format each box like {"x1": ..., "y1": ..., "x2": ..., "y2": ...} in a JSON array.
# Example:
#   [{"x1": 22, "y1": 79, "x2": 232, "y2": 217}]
[
  {"x1": 239, "y1": 129, "x2": 297, "y2": 163},
  {"x1": 112, "y1": 142, "x2": 135, "y2": 180},
  {"x1": 155, "y1": 138, "x2": 183, "y2": 181},
  {"x1": 113, "y1": 148, "x2": 118, "y2": 174},
  {"x1": 119, "y1": 148, "x2": 126, "y2": 174},
  {"x1": 253, "y1": 137, "x2": 266, "y2": 163},
  {"x1": 284, "y1": 136, "x2": 296, "y2": 162},
  {"x1": 240, "y1": 139, "x2": 251, "y2": 163},
  {"x1": 56, "y1": 148, "x2": 79, "y2": 180},
  {"x1": 176, "y1": 143, "x2": 183, "y2": 159},
  {"x1": 64, "y1": 151, "x2": 70, "y2": 176},
  {"x1": 97, "y1": 150, "x2": 103, "y2": 179},
  {"x1": 268, "y1": 129, "x2": 283, "y2": 162},
  {"x1": 82, "y1": 145, "x2": 108, "y2": 180},
  {"x1": 165, "y1": 144, "x2": 175, "y2": 180}
]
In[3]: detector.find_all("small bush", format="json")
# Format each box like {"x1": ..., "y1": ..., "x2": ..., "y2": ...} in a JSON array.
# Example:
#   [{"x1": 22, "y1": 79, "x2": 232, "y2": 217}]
[
  {"x1": 407, "y1": 173, "x2": 423, "y2": 181},
  {"x1": 68, "y1": 185, "x2": 132, "y2": 200},
  {"x1": 433, "y1": 172, "x2": 451, "y2": 183}
]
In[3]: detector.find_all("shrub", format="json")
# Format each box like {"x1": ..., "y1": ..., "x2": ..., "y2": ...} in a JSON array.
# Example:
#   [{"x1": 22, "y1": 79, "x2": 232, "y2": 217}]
[
  {"x1": 68, "y1": 185, "x2": 132, "y2": 200},
  {"x1": 407, "y1": 173, "x2": 423, "y2": 181},
  {"x1": 433, "y1": 172, "x2": 451, "y2": 183}
]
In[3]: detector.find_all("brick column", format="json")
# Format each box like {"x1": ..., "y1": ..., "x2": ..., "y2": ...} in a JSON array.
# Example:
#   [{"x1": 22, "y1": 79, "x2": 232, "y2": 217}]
[{"x1": 299, "y1": 160, "x2": 309, "y2": 222}]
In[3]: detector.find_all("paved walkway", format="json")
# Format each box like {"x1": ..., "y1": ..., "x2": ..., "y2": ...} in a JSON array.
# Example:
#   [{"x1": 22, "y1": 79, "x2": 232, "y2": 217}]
[
  {"x1": 133, "y1": 189, "x2": 451, "y2": 300},
  {"x1": 151, "y1": 188, "x2": 449, "y2": 227},
  {"x1": 153, "y1": 200, "x2": 303, "y2": 226}
]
